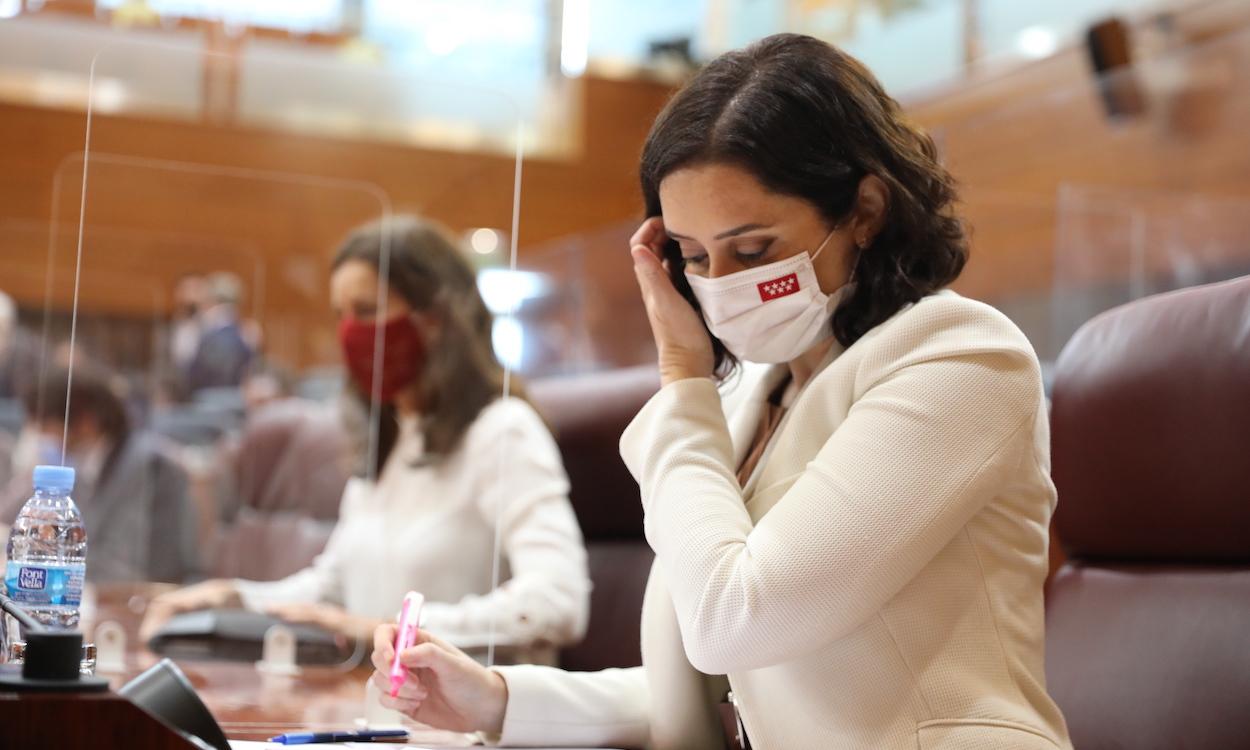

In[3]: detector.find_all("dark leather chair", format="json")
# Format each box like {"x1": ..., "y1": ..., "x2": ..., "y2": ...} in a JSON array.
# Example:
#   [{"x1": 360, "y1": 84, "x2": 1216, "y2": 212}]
[
  {"x1": 529, "y1": 365, "x2": 660, "y2": 671},
  {"x1": 1047, "y1": 275, "x2": 1250, "y2": 749},
  {"x1": 210, "y1": 398, "x2": 348, "y2": 580}
]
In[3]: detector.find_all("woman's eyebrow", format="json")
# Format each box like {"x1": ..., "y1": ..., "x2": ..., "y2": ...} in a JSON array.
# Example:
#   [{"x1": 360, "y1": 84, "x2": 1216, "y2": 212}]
[{"x1": 667, "y1": 223, "x2": 773, "y2": 242}]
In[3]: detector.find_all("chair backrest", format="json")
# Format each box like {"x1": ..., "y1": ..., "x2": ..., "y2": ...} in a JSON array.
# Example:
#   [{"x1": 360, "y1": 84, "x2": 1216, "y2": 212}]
[
  {"x1": 210, "y1": 398, "x2": 349, "y2": 579},
  {"x1": 1047, "y1": 275, "x2": 1250, "y2": 750},
  {"x1": 529, "y1": 365, "x2": 660, "y2": 671},
  {"x1": 232, "y1": 398, "x2": 347, "y2": 520}
]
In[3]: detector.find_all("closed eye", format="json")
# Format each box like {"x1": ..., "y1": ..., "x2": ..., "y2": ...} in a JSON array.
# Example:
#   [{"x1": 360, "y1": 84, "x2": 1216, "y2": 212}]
[{"x1": 734, "y1": 240, "x2": 774, "y2": 264}]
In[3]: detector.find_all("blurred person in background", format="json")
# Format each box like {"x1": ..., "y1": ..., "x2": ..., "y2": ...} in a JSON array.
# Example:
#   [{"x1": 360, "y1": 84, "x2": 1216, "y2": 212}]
[
  {"x1": 142, "y1": 215, "x2": 591, "y2": 662},
  {"x1": 0, "y1": 290, "x2": 37, "y2": 494},
  {"x1": 2, "y1": 365, "x2": 200, "y2": 583},
  {"x1": 170, "y1": 273, "x2": 208, "y2": 378},
  {"x1": 0, "y1": 291, "x2": 40, "y2": 402},
  {"x1": 185, "y1": 271, "x2": 254, "y2": 395}
]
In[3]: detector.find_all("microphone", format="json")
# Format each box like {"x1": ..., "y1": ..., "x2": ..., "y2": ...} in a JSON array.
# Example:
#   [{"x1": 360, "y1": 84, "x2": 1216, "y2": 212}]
[
  {"x1": 0, "y1": 590, "x2": 108, "y2": 692},
  {"x1": 1, "y1": 589, "x2": 45, "y2": 633}
]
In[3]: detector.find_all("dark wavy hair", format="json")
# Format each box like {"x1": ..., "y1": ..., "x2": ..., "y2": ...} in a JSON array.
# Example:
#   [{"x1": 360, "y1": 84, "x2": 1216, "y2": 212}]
[
  {"x1": 24, "y1": 364, "x2": 131, "y2": 481},
  {"x1": 640, "y1": 33, "x2": 968, "y2": 376},
  {"x1": 332, "y1": 215, "x2": 513, "y2": 475}
]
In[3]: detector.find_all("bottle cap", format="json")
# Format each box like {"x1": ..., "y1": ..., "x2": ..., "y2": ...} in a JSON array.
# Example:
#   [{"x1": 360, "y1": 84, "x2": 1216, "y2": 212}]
[{"x1": 32, "y1": 465, "x2": 75, "y2": 493}]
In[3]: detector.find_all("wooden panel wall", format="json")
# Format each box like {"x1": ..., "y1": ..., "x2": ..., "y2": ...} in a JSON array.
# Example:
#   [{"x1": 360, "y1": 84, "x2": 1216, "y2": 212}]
[
  {"x1": 909, "y1": 0, "x2": 1250, "y2": 305},
  {"x1": 0, "y1": 74, "x2": 674, "y2": 367}
]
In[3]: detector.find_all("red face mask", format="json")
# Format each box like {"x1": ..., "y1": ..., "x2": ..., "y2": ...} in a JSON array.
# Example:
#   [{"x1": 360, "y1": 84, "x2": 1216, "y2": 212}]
[{"x1": 337, "y1": 315, "x2": 425, "y2": 403}]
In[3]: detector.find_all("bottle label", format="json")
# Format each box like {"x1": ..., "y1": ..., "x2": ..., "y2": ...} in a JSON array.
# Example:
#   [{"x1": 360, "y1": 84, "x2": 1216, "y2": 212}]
[{"x1": 4, "y1": 561, "x2": 84, "y2": 608}]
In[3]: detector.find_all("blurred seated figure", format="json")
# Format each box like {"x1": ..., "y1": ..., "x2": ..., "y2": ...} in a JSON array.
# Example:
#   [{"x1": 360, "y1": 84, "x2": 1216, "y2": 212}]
[
  {"x1": 184, "y1": 272, "x2": 255, "y2": 396},
  {"x1": 2, "y1": 365, "x2": 200, "y2": 583},
  {"x1": 142, "y1": 215, "x2": 591, "y2": 663},
  {"x1": 0, "y1": 291, "x2": 40, "y2": 402}
]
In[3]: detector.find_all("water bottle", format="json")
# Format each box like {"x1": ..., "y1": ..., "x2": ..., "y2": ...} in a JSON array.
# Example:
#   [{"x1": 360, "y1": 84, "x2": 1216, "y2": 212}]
[{"x1": 4, "y1": 465, "x2": 87, "y2": 630}]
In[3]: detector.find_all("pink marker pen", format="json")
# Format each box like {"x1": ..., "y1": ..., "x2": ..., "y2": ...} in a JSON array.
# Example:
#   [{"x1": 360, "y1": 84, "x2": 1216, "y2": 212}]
[{"x1": 389, "y1": 591, "x2": 425, "y2": 698}]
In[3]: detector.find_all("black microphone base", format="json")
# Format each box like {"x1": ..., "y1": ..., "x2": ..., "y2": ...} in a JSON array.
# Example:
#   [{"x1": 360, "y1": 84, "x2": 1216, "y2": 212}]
[{"x1": 0, "y1": 663, "x2": 110, "y2": 692}]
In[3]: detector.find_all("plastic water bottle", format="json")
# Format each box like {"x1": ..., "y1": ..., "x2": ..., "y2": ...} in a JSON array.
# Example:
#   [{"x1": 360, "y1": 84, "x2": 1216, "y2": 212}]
[{"x1": 4, "y1": 465, "x2": 87, "y2": 629}]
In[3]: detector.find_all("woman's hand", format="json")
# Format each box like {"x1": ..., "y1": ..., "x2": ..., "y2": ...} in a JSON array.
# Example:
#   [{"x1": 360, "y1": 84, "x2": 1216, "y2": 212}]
[
  {"x1": 370, "y1": 623, "x2": 509, "y2": 735},
  {"x1": 629, "y1": 217, "x2": 715, "y2": 386},
  {"x1": 139, "y1": 578, "x2": 241, "y2": 643},
  {"x1": 266, "y1": 602, "x2": 382, "y2": 644}
]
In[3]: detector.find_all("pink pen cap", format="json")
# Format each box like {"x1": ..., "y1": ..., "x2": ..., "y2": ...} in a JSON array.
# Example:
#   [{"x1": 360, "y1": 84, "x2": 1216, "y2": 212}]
[{"x1": 389, "y1": 591, "x2": 425, "y2": 698}]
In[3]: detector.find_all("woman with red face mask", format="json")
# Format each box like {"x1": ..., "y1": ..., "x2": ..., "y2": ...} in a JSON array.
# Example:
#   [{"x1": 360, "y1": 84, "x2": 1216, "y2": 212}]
[{"x1": 141, "y1": 216, "x2": 591, "y2": 664}]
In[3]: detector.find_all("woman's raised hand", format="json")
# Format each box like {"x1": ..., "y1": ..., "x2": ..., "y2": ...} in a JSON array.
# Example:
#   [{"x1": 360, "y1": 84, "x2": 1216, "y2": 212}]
[
  {"x1": 370, "y1": 623, "x2": 509, "y2": 735},
  {"x1": 629, "y1": 216, "x2": 715, "y2": 386}
]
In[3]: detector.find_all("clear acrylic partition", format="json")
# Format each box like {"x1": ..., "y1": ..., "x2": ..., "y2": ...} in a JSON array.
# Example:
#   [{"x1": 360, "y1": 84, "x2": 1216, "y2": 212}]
[
  {"x1": 1051, "y1": 185, "x2": 1250, "y2": 355},
  {"x1": 929, "y1": 24, "x2": 1250, "y2": 369},
  {"x1": 46, "y1": 37, "x2": 523, "y2": 742},
  {"x1": 505, "y1": 219, "x2": 652, "y2": 377}
]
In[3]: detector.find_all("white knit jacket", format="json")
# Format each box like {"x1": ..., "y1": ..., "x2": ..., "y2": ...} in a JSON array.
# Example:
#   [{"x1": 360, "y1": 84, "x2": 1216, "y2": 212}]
[{"x1": 494, "y1": 291, "x2": 1072, "y2": 750}]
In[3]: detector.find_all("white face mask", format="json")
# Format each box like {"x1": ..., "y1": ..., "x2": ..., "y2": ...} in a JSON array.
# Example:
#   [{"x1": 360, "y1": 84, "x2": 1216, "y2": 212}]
[{"x1": 685, "y1": 229, "x2": 849, "y2": 364}]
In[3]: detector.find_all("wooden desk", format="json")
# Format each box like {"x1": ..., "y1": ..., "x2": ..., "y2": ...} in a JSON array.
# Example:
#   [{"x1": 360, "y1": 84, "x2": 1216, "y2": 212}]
[{"x1": 82, "y1": 582, "x2": 472, "y2": 745}]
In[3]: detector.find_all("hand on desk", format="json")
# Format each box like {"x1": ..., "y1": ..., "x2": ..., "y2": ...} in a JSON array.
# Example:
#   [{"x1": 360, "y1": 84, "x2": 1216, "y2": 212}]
[
  {"x1": 370, "y1": 623, "x2": 508, "y2": 736},
  {"x1": 139, "y1": 578, "x2": 242, "y2": 643},
  {"x1": 266, "y1": 601, "x2": 383, "y2": 644}
]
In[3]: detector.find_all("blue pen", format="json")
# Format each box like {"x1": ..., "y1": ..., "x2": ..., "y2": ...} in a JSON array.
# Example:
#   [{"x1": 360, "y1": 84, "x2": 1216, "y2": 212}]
[{"x1": 268, "y1": 728, "x2": 408, "y2": 744}]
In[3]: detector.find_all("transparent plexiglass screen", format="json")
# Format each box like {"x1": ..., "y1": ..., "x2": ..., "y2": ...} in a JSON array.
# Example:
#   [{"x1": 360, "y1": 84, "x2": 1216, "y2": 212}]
[
  {"x1": 1051, "y1": 185, "x2": 1250, "y2": 354},
  {"x1": 18, "y1": 36, "x2": 528, "y2": 742},
  {"x1": 501, "y1": 220, "x2": 651, "y2": 377},
  {"x1": 927, "y1": 28, "x2": 1250, "y2": 372}
]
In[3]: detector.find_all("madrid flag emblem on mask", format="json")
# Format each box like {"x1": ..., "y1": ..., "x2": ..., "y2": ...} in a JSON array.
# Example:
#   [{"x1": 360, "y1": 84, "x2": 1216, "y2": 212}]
[{"x1": 757, "y1": 273, "x2": 800, "y2": 302}]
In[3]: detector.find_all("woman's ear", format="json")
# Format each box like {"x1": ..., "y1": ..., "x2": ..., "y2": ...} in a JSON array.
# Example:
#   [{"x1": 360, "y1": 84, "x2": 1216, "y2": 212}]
[{"x1": 852, "y1": 174, "x2": 889, "y2": 248}]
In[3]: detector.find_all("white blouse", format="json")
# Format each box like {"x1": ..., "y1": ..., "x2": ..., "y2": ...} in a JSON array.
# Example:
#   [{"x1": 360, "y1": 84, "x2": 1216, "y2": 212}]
[{"x1": 236, "y1": 397, "x2": 591, "y2": 654}]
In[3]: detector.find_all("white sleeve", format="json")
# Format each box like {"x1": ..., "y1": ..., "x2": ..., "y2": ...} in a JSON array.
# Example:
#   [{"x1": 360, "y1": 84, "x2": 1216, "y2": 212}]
[
  {"x1": 234, "y1": 478, "x2": 365, "y2": 610},
  {"x1": 420, "y1": 401, "x2": 591, "y2": 648},
  {"x1": 619, "y1": 341, "x2": 1039, "y2": 675},
  {"x1": 487, "y1": 665, "x2": 650, "y2": 749}
]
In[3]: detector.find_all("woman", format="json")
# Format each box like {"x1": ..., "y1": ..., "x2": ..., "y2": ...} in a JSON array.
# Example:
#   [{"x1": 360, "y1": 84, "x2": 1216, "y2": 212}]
[
  {"x1": 368, "y1": 34, "x2": 1071, "y2": 749},
  {"x1": 141, "y1": 216, "x2": 591, "y2": 661}
]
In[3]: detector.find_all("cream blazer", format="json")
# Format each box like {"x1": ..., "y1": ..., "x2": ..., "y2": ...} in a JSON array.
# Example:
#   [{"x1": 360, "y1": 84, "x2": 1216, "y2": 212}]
[{"x1": 493, "y1": 291, "x2": 1072, "y2": 750}]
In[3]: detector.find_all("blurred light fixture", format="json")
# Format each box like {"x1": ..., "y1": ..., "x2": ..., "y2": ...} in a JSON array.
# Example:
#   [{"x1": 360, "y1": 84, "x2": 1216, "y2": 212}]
[
  {"x1": 0, "y1": 0, "x2": 21, "y2": 19},
  {"x1": 492, "y1": 316, "x2": 525, "y2": 370},
  {"x1": 469, "y1": 227, "x2": 502, "y2": 255},
  {"x1": 477, "y1": 268, "x2": 548, "y2": 315},
  {"x1": 91, "y1": 78, "x2": 131, "y2": 113},
  {"x1": 1016, "y1": 25, "x2": 1058, "y2": 59},
  {"x1": 560, "y1": 0, "x2": 589, "y2": 77}
]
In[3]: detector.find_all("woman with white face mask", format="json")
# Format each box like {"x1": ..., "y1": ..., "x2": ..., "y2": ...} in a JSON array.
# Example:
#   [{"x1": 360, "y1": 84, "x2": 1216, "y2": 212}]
[{"x1": 368, "y1": 33, "x2": 1071, "y2": 750}]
